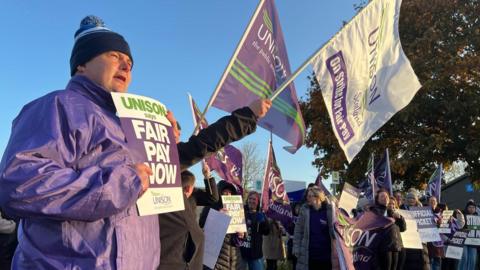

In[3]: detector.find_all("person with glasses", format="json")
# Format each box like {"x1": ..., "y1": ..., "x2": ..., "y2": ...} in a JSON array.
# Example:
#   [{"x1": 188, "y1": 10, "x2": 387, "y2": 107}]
[{"x1": 293, "y1": 186, "x2": 334, "y2": 270}]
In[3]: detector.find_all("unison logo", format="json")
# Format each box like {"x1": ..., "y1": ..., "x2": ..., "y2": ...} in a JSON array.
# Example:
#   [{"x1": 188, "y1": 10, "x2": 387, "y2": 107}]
[{"x1": 256, "y1": 8, "x2": 288, "y2": 80}]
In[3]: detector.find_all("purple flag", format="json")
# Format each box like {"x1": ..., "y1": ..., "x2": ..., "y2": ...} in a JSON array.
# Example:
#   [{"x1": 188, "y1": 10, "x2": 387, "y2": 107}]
[
  {"x1": 188, "y1": 94, "x2": 243, "y2": 190},
  {"x1": 334, "y1": 209, "x2": 394, "y2": 270},
  {"x1": 426, "y1": 164, "x2": 442, "y2": 202},
  {"x1": 211, "y1": 0, "x2": 305, "y2": 153},
  {"x1": 261, "y1": 140, "x2": 293, "y2": 227},
  {"x1": 314, "y1": 172, "x2": 332, "y2": 197},
  {"x1": 374, "y1": 149, "x2": 393, "y2": 195}
]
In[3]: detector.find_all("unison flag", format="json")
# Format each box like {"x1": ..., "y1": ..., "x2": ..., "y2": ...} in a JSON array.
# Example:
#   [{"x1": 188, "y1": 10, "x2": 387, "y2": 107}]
[
  {"x1": 188, "y1": 94, "x2": 243, "y2": 190},
  {"x1": 311, "y1": 0, "x2": 421, "y2": 162},
  {"x1": 261, "y1": 140, "x2": 293, "y2": 227},
  {"x1": 211, "y1": 0, "x2": 305, "y2": 153},
  {"x1": 374, "y1": 149, "x2": 393, "y2": 195},
  {"x1": 426, "y1": 164, "x2": 442, "y2": 202}
]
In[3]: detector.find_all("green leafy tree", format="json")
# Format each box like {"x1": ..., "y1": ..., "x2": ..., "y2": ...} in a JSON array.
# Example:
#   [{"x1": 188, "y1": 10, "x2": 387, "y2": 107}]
[{"x1": 300, "y1": 0, "x2": 480, "y2": 190}]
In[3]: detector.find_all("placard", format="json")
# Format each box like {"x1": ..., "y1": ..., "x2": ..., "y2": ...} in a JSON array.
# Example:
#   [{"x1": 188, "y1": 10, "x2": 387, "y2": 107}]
[
  {"x1": 222, "y1": 195, "x2": 247, "y2": 233},
  {"x1": 112, "y1": 92, "x2": 183, "y2": 215}
]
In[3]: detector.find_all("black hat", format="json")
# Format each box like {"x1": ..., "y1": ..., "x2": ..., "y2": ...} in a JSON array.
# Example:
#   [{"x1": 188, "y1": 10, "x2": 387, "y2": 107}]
[{"x1": 70, "y1": 15, "x2": 133, "y2": 76}]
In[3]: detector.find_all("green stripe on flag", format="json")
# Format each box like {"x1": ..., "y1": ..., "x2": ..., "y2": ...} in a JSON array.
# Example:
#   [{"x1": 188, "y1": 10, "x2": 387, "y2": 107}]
[
  {"x1": 229, "y1": 61, "x2": 305, "y2": 136},
  {"x1": 263, "y1": 9, "x2": 273, "y2": 33}
]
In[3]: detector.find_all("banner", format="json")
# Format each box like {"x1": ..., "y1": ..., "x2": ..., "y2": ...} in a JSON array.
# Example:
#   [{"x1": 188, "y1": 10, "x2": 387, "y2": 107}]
[
  {"x1": 397, "y1": 210, "x2": 423, "y2": 249},
  {"x1": 374, "y1": 149, "x2": 393, "y2": 195},
  {"x1": 311, "y1": 0, "x2": 421, "y2": 162},
  {"x1": 438, "y1": 210, "x2": 453, "y2": 234},
  {"x1": 409, "y1": 206, "x2": 441, "y2": 242},
  {"x1": 261, "y1": 140, "x2": 293, "y2": 227},
  {"x1": 464, "y1": 215, "x2": 480, "y2": 246},
  {"x1": 111, "y1": 92, "x2": 183, "y2": 215},
  {"x1": 338, "y1": 182, "x2": 360, "y2": 216},
  {"x1": 334, "y1": 210, "x2": 395, "y2": 270},
  {"x1": 445, "y1": 230, "x2": 467, "y2": 259},
  {"x1": 426, "y1": 164, "x2": 442, "y2": 202},
  {"x1": 211, "y1": 0, "x2": 305, "y2": 153},
  {"x1": 188, "y1": 94, "x2": 243, "y2": 190},
  {"x1": 222, "y1": 195, "x2": 247, "y2": 234}
]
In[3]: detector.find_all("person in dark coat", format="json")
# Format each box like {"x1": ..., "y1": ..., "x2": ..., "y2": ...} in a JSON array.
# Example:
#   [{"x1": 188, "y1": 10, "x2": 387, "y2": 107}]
[
  {"x1": 387, "y1": 196, "x2": 407, "y2": 270},
  {"x1": 360, "y1": 189, "x2": 403, "y2": 270},
  {"x1": 0, "y1": 210, "x2": 17, "y2": 270},
  {"x1": 402, "y1": 191, "x2": 430, "y2": 270},
  {"x1": 199, "y1": 180, "x2": 244, "y2": 270},
  {"x1": 159, "y1": 164, "x2": 219, "y2": 270},
  {"x1": 240, "y1": 191, "x2": 270, "y2": 270}
]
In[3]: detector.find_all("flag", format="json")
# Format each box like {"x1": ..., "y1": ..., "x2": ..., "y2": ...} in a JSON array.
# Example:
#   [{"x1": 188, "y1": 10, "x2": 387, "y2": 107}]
[
  {"x1": 188, "y1": 94, "x2": 243, "y2": 190},
  {"x1": 261, "y1": 140, "x2": 293, "y2": 227},
  {"x1": 363, "y1": 154, "x2": 377, "y2": 200},
  {"x1": 315, "y1": 172, "x2": 333, "y2": 197},
  {"x1": 311, "y1": 0, "x2": 421, "y2": 162},
  {"x1": 210, "y1": 0, "x2": 305, "y2": 153},
  {"x1": 426, "y1": 164, "x2": 442, "y2": 202},
  {"x1": 374, "y1": 149, "x2": 393, "y2": 195}
]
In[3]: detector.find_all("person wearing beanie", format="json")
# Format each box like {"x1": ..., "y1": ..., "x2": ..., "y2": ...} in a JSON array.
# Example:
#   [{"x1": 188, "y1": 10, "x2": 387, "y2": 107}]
[
  {"x1": 458, "y1": 199, "x2": 478, "y2": 270},
  {"x1": 0, "y1": 15, "x2": 271, "y2": 269}
]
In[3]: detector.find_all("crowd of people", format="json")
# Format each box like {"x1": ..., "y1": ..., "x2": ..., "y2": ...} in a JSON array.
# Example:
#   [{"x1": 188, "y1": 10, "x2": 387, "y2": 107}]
[{"x1": 0, "y1": 14, "x2": 479, "y2": 270}]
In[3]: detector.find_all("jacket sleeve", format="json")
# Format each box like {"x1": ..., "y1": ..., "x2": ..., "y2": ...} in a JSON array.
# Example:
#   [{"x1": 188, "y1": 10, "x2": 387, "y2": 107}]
[
  {"x1": 395, "y1": 215, "x2": 407, "y2": 232},
  {"x1": 0, "y1": 98, "x2": 142, "y2": 222},
  {"x1": 193, "y1": 177, "x2": 219, "y2": 207},
  {"x1": 177, "y1": 107, "x2": 257, "y2": 170},
  {"x1": 293, "y1": 207, "x2": 305, "y2": 255},
  {"x1": 258, "y1": 213, "x2": 270, "y2": 236}
]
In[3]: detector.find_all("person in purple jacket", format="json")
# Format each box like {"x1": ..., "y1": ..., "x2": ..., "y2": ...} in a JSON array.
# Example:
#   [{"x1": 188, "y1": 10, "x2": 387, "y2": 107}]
[{"x1": 0, "y1": 15, "x2": 271, "y2": 270}]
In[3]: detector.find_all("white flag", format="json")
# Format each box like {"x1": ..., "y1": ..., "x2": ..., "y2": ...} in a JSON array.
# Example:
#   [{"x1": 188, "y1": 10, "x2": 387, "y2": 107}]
[{"x1": 312, "y1": 0, "x2": 421, "y2": 162}]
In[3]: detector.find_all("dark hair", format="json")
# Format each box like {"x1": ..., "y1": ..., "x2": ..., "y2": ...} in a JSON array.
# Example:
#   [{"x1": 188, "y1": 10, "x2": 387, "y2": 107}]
[
  {"x1": 181, "y1": 170, "x2": 195, "y2": 188},
  {"x1": 374, "y1": 188, "x2": 390, "y2": 205}
]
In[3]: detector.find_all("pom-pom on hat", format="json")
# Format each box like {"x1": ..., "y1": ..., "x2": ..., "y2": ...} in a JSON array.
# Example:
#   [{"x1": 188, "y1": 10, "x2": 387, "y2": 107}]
[{"x1": 69, "y1": 15, "x2": 133, "y2": 76}]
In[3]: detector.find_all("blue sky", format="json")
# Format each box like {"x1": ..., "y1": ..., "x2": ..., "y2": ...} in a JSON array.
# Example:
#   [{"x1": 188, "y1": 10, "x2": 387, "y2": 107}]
[{"x1": 0, "y1": 1, "x2": 359, "y2": 188}]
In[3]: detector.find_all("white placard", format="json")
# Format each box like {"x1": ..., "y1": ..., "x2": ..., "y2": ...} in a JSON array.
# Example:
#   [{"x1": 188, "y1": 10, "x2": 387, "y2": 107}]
[
  {"x1": 445, "y1": 245, "x2": 463, "y2": 260},
  {"x1": 338, "y1": 182, "x2": 360, "y2": 216},
  {"x1": 398, "y1": 210, "x2": 423, "y2": 249},
  {"x1": 203, "y1": 209, "x2": 232, "y2": 269}
]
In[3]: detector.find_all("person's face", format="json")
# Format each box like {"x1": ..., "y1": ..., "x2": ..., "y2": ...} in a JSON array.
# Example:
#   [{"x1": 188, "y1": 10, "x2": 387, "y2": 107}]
[
  {"x1": 387, "y1": 200, "x2": 396, "y2": 210},
  {"x1": 407, "y1": 197, "x2": 416, "y2": 206},
  {"x1": 306, "y1": 191, "x2": 316, "y2": 205},
  {"x1": 394, "y1": 193, "x2": 403, "y2": 204},
  {"x1": 247, "y1": 194, "x2": 259, "y2": 210},
  {"x1": 221, "y1": 188, "x2": 232, "y2": 196},
  {"x1": 377, "y1": 192, "x2": 389, "y2": 206},
  {"x1": 467, "y1": 205, "x2": 476, "y2": 214},
  {"x1": 183, "y1": 185, "x2": 194, "y2": 198},
  {"x1": 78, "y1": 51, "x2": 132, "y2": 93},
  {"x1": 429, "y1": 197, "x2": 438, "y2": 209}
]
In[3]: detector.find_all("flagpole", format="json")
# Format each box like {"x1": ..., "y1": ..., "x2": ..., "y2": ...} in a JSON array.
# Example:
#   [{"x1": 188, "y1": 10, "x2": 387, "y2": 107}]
[
  {"x1": 269, "y1": 0, "x2": 379, "y2": 102},
  {"x1": 386, "y1": 148, "x2": 393, "y2": 195},
  {"x1": 191, "y1": 0, "x2": 266, "y2": 136},
  {"x1": 259, "y1": 137, "x2": 272, "y2": 212}
]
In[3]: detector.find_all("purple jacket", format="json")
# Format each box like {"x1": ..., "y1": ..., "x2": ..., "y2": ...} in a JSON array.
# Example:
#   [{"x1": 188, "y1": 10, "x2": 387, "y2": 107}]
[
  {"x1": 0, "y1": 75, "x2": 259, "y2": 270},
  {"x1": 0, "y1": 76, "x2": 159, "y2": 269}
]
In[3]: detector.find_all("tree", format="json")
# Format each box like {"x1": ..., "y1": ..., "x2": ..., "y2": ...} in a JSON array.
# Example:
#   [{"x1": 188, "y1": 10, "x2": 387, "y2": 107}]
[
  {"x1": 300, "y1": 0, "x2": 480, "y2": 190},
  {"x1": 241, "y1": 141, "x2": 265, "y2": 195}
]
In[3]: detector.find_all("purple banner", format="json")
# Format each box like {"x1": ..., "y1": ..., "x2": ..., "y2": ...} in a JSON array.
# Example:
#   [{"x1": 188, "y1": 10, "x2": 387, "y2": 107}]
[
  {"x1": 189, "y1": 95, "x2": 243, "y2": 190},
  {"x1": 326, "y1": 51, "x2": 354, "y2": 145},
  {"x1": 374, "y1": 149, "x2": 393, "y2": 195},
  {"x1": 334, "y1": 210, "x2": 394, "y2": 270},
  {"x1": 426, "y1": 164, "x2": 442, "y2": 202},
  {"x1": 120, "y1": 117, "x2": 180, "y2": 188},
  {"x1": 262, "y1": 140, "x2": 293, "y2": 228},
  {"x1": 409, "y1": 206, "x2": 437, "y2": 230},
  {"x1": 211, "y1": 0, "x2": 305, "y2": 153},
  {"x1": 205, "y1": 145, "x2": 243, "y2": 190}
]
